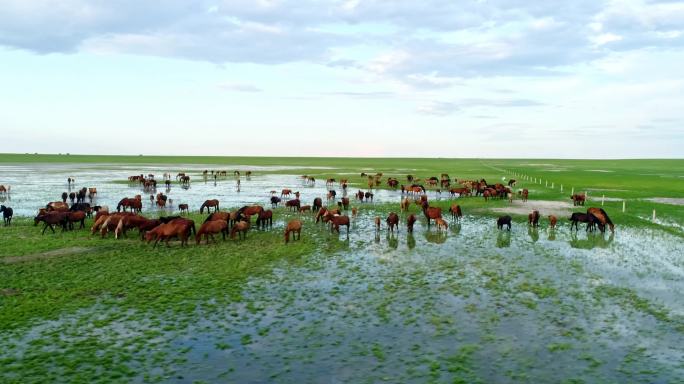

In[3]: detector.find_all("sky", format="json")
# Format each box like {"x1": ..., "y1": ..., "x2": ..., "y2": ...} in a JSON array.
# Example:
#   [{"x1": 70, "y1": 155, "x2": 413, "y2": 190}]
[{"x1": 1, "y1": 0, "x2": 683, "y2": 158}]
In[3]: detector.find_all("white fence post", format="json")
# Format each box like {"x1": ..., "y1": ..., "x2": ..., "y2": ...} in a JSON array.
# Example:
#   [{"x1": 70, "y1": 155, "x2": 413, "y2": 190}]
[
  {"x1": 622, "y1": 200, "x2": 626, "y2": 212},
  {"x1": 602, "y1": 195, "x2": 605, "y2": 206},
  {"x1": 652, "y1": 209, "x2": 656, "y2": 222}
]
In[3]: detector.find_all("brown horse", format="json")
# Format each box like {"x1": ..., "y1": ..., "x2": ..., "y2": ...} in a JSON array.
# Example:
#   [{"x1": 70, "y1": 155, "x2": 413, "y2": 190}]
[
  {"x1": 66, "y1": 210, "x2": 87, "y2": 230},
  {"x1": 407, "y1": 214, "x2": 417, "y2": 233},
  {"x1": 230, "y1": 220, "x2": 250, "y2": 240},
  {"x1": 256, "y1": 210, "x2": 273, "y2": 229},
  {"x1": 238, "y1": 205, "x2": 264, "y2": 218},
  {"x1": 145, "y1": 220, "x2": 193, "y2": 247},
  {"x1": 548, "y1": 215, "x2": 558, "y2": 229},
  {"x1": 47, "y1": 201, "x2": 69, "y2": 212},
  {"x1": 449, "y1": 204, "x2": 462, "y2": 221},
  {"x1": 323, "y1": 213, "x2": 350, "y2": 236},
  {"x1": 356, "y1": 190, "x2": 365, "y2": 200},
  {"x1": 386, "y1": 212, "x2": 399, "y2": 232},
  {"x1": 200, "y1": 199, "x2": 220, "y2": 214},
  {"x1": 587, "y1": 207, "x2": 614, "y2": 232},
  {"x1": 196, "y1": 220, "x2": 228, "y2": 244},
  {"x1": 569, "y1": 212, "x2": 600, "y2": 231},
  {"x1": 117, "y1": 198, "x2": 139, "y2": 212},
  {"x1": 400, "y1": 197, "x2": 410, "y2": 212},
  {"x1": 34, "y1": 212, "x2": 68, "y2": 234},
  {"x1": 528, "y1": 210, "x2": 540, "y2": 227},
  {"x1": 312, "y1": 197, "x2": 322, "y2": 212},
  {"x1": 521, "y1": 189, "x2": 529, "y2": 202},
  {"x1": 374, "y1": 216, "x2": 381, "y2": 232},
  {"x1": 285, "y1": 199, "x2": 301, "y2": 212},
  {"x1": 364, "y1": 192, "x2": 374, "y2": 202},
  {"x1": 284, "y1": 219, "x2": 302, "y2": 243},
  {"x1": 281, "y1": 189, "x2": 292, "y2": 198},
  {"x1": 421, "y1": 201, "x2": 442, "y2": 228},
  {"x1": 326, "y1": 190, "x2": 336, "y2": 201},
  {"x1": 497, "y1": 215, "x2": 512, "y2": 230},
  {"x1": 299, "y1": 205, "x2": 311, "y2": 214},
  {"x1": 571, "y1": 194, "x2": 585, "y2": 206},
  {"x1": 340, "y1": 197, "x2": 350, "y2": 210},
  {"x1": 178, "y1": 203, "x2": 189, "y2": 214}
]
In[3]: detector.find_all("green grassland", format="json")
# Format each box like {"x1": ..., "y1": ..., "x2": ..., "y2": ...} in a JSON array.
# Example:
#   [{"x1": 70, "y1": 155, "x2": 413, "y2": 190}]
[{"x1": 1, "y1": 154, "x2": 683, "y2": 383}]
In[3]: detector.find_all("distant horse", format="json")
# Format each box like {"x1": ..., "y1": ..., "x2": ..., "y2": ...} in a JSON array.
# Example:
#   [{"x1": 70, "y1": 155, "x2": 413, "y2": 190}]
[
  {"x1": 400, "y1": 197, "x2": 410, "y2": 212},
  {"x1": 69, "y1": 192, "x2": 76, "y2": 204},
  {"x1": 386, "y1": 212, "x2": 399, "y2": 232},
  {"x1": 270, "y1": 196, "x2": 281, "y2": 208},
  {"x1": 299, "y1": 205, "x2": 311, "y2": 214},
  {"x1": 521, "y1": 189, "x2": 529, "y2": 202},
  {"x1": 200, "y1": 199, "x2": 220, "y2": 214},
  {"x1": 421, "y1": 201, "x2": 442, "y2": 228},
  {"x1": 1, "y1": 205, "x2": 13, "y2": 226},
  {"x1": 528, "y1": 210, "x2": 540, "y2": 227},
  {"x1": 178, "y1": 204, "x2": 189, "y2": 215},
  {"x1": 340, "y1": 197, "x2": 350, "y2": 210},
  {"x1": 47, "y1": 201, "x2": 70, "y2": 212},
  {"x1": 548, "y1": 215, "x2": 558, "y2": 229},
  {"x1": 356, "y1": 190, "x2": 365, "y2": 201},
  {"x1": 508, "y1": 179, "x2": 517, "y2": 187},
  {"x1": 285, "y1": 199, "x2": 301, "y2": 212},
  {"x1": 281, "y1": 189, "x2": 292, "y2": 198},
  {"x1": 327, "y1": 190, "x2": 336, "y2": 200},
  {"x1": 61, "y1": 192, "x2": 68, "y2": 202},
  {"x1": 569, "y1": 212, "x2": 600, "y2": 231},
  {"x1": 326, "y1": 178, "x2": 336, "y2": 186},
  {"x1": 364, "y1": 192, "x2": 374, "y2": 202},
  {"x1": 180, "y1": 175, "x2": 191, "y2": 186},
  {"x1": 587, "y1": 207, "x2": 614, "y2": 232},
  {"x1": 374, "y1": 216, "x2": 381, "y2": 232},
  {"x1": 256, "y1": 210, "x2": 273, "y2": 230},
  {"x1": 407, "y1": 214, "x2": 417, "y2": 233},
  {"x1": 284, "y1": 219, "x2": 302, "y2": 243},
  {"x1": 449, "y1": 204, "x2": 462, "y2": 221},
  {"x1": 0, "y1": 185, "x2": 9, "y2": 195},
  {"x1": 571, "y1": 194, "x2": 586, "y2": 206},
  {"x1": 497, "y1": 215, "x2": 512, "y2": 230}
]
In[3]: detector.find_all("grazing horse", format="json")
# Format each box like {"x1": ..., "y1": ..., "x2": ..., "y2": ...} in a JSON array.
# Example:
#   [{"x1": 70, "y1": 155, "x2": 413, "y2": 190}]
[
  {"x1": 571, "y1": 194, "x2": 586, "y2": 206},
  {"x1": 281, "y1": 189, "x2": 292, "y2": 198},
  {"x1": 284, "y1": 220, "x2": 302, "y2": 243},
  {"x1": 407, "y1": 214, "x2": 417, "y2": 233},
  {"x1": 196, "y1": 220, "x2": 228, "y2": 244},
  {"x1": 34, "y1": 212, "x2": 68, "y2": 234},
  {"x1": 340, "y1": 197, "x2": 350, "y2": 210},
  {"x1": 435, "y1": 218, "x2": 448, "y2": 231},
  {"x1": 117, "y1": 198, "x2": 140, "y2": 212},
  {"x1": 237, "y1": 205, "x2": 264, "y2": 221},
  {"x1": 1, "y1": 205, "x2": 13, "y2": 226},
  {"x1": 587, "y1": 207, "x2": 614, "y2": 232},
  {"x1": 569, "y1": 212, "x2": 600, "y2": 231},
  {"x1": 528, "y1": 210, "x2": 540, "y2": 227},
  {"x1": 449, "y1": 204, "x2": 462, "y2": 221},
  {"x1": 508, "y1": 179, "x2": 517, "y2": 187},
  {"x1": 497, "y1": 215, "x2": 512, "y2": 230},
  {"x1": 449, "y1": 187, "x2": 471, "y2": 197},
  {"x1": 548, "y1": 215, "x2": 558, "y2": 229},
  {"x1": 178, "y1": 203, "x2": 189, "y2": 215},
  {"x1": 421, "y1": 201, "x2": 442, "y2": 228},
  {"x1": 230, "y1": 220, "x2": 250, "y2": 240},
  {"x1": 323, "y1": 213, "x2": 350, "y2": 236},
  {"x1": 47, "y1": 201, "x2": 70, "y2": 212},
  {"x1": 299, "y1": 205, "x2": 311, "y2": 214},
  {"x1": 256, "y1": 210, "x2": 273, "y2": 230},
  {"x1": 312, "y1": 197, "x2": 322, "y2": 212},
  {"x1": 285, "y1": 199, "x2": 301, "y2": 212},
  {"x1": 386, "y1": 212, "x2": 399, "y2": 232},
  {"x1": 200, "y1": 199, "x2": 220, "y2": 214},
  {"x1": 315, "y1": 207, "x2": 331, "y2": 224},
  {"x1": 145, "y1": 220, "x2": 193, "y2": 247},
  {"x1": 270, "y1": 196, "x2": 281, "y2": 208},
  {"x1": 327, "y1": 190, "x2": 336, "y2": 200}
]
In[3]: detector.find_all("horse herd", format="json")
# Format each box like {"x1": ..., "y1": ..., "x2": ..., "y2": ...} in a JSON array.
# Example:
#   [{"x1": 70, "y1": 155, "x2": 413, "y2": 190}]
[{"x1": 0, "y1": 172, "x2": 616, "y2": 249}]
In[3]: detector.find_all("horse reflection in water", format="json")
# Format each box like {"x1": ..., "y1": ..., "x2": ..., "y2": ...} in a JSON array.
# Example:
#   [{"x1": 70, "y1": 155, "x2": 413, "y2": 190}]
[
  {"x1": 528, "y1": 226, "x2": 539, "y2": 243},
  {"x1": 569, "y1": 231, "x2": 615, "y2": 250},
  {"x1": 387, "y1": 231, "x2": 399, "y2": 249},
  {"x1": 497, "y1": 231, "x2": 511, "y2": 248},
  {"x1": 424, "y1": 231, "x2": 447, "y2": 244},
  {"x1": 406, "y1": 233, "x2": 416, "y2": 249}
]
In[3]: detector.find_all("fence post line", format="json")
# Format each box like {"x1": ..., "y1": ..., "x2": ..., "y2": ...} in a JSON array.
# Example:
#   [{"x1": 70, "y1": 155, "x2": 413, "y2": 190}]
[
  {"x1": 653, "y1": 209, "x2": 656, "y2": 222},
  {"x1": 622, "y1": 200, "x2": 626, "y2": 212},
  {"x1": 571, "y1": 187, "x2": 574, "y2": 195},
  {"x1": 602, "y1": 194, "x2": 605, "y2": 206}
]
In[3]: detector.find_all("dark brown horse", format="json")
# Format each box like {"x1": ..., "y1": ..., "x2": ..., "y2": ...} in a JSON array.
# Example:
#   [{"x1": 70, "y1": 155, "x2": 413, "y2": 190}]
[
  {"x1": 284, "y1": 219, "x2": 302, "y2": 243},
  {"x1": 66, "y1": 210, "x2": 86, "y2": 230},
  {"x1": 270, "y1": 196, "x2": 281, "y2": 208},
  {"x1": 449, "y1": 204, "x2": 462, "y2": 221},
  {"x1": 256, "y1": 209, "x2": 273, "y2": 230},
  {"x1": 178, "y1": 203, "x2": 189, "y2": 215},
  {"x1": 0, "y1": 205, "x2": 13, "y2": 226},
  {"x1": 230, "y1": 219, "x2": 250, "y2": 240},
  {"x1": 323, "y1": 212, "x2": 350, "y2": 236},
  {"x1": 569, "y1": 212, "x2": 600, "y2": 231},
  {"x1": 312, "y1": 197, "x2": 322, "y2": 212},
  {"x1": 497, "y1": 215, "x2": 512, "y2": 230},
  {"x1": 528, "y1": 210, "x2": 540, "y2": 227},
  {"x1": 34, "y1": 212, "x2": 69, "y2": 234},
  {"x1": 386, "y1": 212, "x2": 399, "y2": 232},
  {"x1": 200, "y1": 199, "x2": 220, "y2": 214},
  {"x1": 571, "y1": 194, "x2": 586, "y2": 206},
  {"x1": 285, "y1": 199, "x2": 301, "y2": 212},
  {"x1": 145, "y1": 220, "x2": 193, "y2": 247}
]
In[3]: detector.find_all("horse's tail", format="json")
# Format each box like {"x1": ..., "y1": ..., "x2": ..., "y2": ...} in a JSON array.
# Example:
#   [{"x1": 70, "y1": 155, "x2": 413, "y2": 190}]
[
  {"x1": 203, "y1": 213, "x2": 213, "y2": 224},
  {"x1": 190, "y1": 222, "x2": 196, "y2": 236}
]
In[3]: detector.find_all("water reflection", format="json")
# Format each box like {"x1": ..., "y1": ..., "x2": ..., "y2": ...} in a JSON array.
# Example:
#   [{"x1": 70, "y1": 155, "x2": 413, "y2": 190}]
[
  {"x1": 496, "y1": 231, "x2": 511, "y2": 248},
  {"x1": 424, "y1": 230, "x2": 447, "y2": 244},
  {"x1": 387, "y1": 232, "x2": 399, "y2": 249},
  {"x1": 407, "y1": 233, "x2": 416, "y2": 249},
  {"x1": 528, "y1": 227, "x2": 539, "y2": 243},
  {"x1": 569, "y1": 231, "x2": 615, "y2": 249},
  {"x1": 547, "y1": 228, "x2": 556, "y2": 241}
]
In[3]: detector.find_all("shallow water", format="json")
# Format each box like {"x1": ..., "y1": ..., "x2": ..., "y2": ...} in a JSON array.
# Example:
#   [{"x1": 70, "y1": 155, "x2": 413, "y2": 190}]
[
  {"x1": 2, "y1": 217, "x2": 682, "y2": 383},
  {"x1": 0, "y1": 163, "x2": 425, "y2": 217}
]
